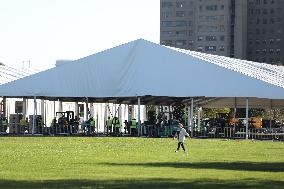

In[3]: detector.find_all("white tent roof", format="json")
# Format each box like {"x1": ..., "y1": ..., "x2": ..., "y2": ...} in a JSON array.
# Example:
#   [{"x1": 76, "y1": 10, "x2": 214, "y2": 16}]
[
  {"x1": 0, "y1": 65, "x2": 43, "y2": 85},
  {"x1": 0, "y1": 39, "x2": 284, "y2": 106}
]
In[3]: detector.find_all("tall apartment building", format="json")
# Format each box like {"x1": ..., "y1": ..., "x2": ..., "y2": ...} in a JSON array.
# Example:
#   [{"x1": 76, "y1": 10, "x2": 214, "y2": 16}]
[
  {"x1": 160, "y1": 0, "x2": 283, "y2": 65},
  {"x1": 247, "y1": 0, "x2": 284, "y2": 65}
]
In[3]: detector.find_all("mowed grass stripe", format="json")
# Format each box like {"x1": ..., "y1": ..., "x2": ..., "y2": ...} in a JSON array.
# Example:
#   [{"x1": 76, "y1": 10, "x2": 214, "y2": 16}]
[{"x1": 0, "y1": 137, "x2": 283, "y2": 189}]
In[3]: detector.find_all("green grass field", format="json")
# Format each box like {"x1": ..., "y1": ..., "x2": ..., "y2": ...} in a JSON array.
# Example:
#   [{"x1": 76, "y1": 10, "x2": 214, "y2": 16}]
[{"x1": 0, "y1": 137, "x2": 283, "y2": 189}]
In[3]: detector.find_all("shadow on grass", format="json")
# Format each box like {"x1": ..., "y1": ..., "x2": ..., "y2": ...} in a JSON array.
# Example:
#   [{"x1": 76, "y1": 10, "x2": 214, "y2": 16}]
[
  {"x1": 0, "y1": 179, "x2": 283, "y2": 189},
  {"x1": 103, "y1": 162, "x2": 284, "y2": 172}
]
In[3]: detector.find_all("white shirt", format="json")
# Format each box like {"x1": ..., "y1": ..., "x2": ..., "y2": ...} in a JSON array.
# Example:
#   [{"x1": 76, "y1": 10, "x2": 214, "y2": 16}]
[{"x1": 175, "y1": 128, "x2": 189, "y2": 142}]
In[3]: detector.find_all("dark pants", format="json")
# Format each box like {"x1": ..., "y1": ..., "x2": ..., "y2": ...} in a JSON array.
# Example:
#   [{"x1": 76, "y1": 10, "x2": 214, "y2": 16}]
[
  {"x1": 131, "y1": 128, "x2": 136, "y2": 136},
  {"x1": 177, "y1": 142, "x2": 185, "y2": 151},
  {"x1": 107, "y1": 126, "x2": 112, "y2": 134},
  {"x1": 115, "y1": 127, "x2": 120, "y2": 135}
]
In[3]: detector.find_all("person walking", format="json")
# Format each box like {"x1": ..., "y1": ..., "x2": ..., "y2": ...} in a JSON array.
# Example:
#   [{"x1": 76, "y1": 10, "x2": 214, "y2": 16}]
[
  {"x1": 106, "y1": 116, "x2": 113, "y2": 135},
  {"x1": 113, "y1": 117, "x2": 121, "y2": 136},
  {"x1": 173, "y1": 123, "x2": 189, "y2": 153}
]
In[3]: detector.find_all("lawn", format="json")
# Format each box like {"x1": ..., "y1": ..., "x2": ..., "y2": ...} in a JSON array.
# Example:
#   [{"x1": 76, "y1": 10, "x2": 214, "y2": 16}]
[{"x1": 0, "y1": 137, "x2": 283, "y2": 189}]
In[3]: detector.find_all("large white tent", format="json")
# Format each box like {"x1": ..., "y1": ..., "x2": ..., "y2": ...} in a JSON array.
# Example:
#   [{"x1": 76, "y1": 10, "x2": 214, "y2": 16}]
[
  {"x1": 0, "y1": 39, "x2": 284, "y2": 106},
  {"x1": 1, "y1": 39, "x2": 284, "y2": 137}
]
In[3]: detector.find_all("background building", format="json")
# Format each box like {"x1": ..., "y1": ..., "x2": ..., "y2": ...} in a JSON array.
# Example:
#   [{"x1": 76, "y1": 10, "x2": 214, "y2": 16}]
[
  {"x1": 247, "y1": 0, "x2": 284, "y2": 65},
  {"x1": 160, "y1": 0, "x2": 283, "y2": 65}
]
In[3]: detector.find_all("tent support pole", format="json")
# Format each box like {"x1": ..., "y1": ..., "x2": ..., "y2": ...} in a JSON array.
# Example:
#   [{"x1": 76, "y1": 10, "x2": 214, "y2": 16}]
[
  {"x1": 187, "y1": 105, "x2": 190, "y2": 129},
  {"x1": 245, "y1": 97, "x2": 249, "y2": 140},
  {"x1": 58, "y1": 99, "x2": 63, "y2": 112},
  {"x1": 84, "y1": 98, "x2": 88, "y2": 121},
  {"x1": 32, "y1": 96, "x2": 36, "y2": 135},
  {"x1": 234, "y1": 97, "x2": 237, "y2": 130},
  {"x1": 41, "y1": 99, "x2": 45, "y2": 127},
  {"x1": 234, "y1": 97, "x2": 237, "y2": 118},
  {"x1": 269, "y1": 100, "x2": 272, "y2": 129},
  {"x1": 3, "y1": 97, "x2": 7, "y2": 117},
  {"x1": 23, "y1": 98, "x2": 27, "y2": 118},
  {"x1": 53, "y1": 101, "x2": 56, "y2": 118},
  {"x1": 190, "y1": 98, "x2": 194, "y2": 138},
  {"x1": 137, "y1": 97, "x2": 141, "y2": 136},
  {"x1": 75, "y1": 101, "x2": 79, "y2": 118},
  {"x1": 197, "y1": 107, "x2": 201, "y2": 134}
]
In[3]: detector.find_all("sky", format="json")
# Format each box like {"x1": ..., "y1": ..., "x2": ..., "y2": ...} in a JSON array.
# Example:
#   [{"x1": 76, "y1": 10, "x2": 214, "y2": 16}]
[{"x1": 0, "y1": 0, "x2": 160, "y2": 69}]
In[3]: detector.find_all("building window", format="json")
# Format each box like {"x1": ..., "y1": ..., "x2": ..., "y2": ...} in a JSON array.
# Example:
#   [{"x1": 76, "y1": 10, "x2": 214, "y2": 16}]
[
  {"x1": 219, "y1": 46, "x2": 225, "y2": 51},
  {"x1": 262, "y1": 49, "x2": 267, "y2": 54},
  {"x1": 161, "y1": 31, "x2": 174, "y2": 36},
  {"x1": 205, "y1": 36, "x2": 217, "y2": 41},
  {"x1": 176, "y1": 30, "x2": 187, "y2": 36},
  {"x1": 176, "y1": 21, "x2": 187, "y2": 27},
  {"x1": 176, "y1": 2, "x2": 185, "y2": 8},
  {"x1": 188, "y1": 40, "x2": 194, "y2": 45},
  {"x1": 161, "y1": 40, "x2": 173, "y2": 46},
  {"x1": 220, "y1": 5, "x2": 225, "y2": 10},
  {"x1": 255, "y1": 39, "x2": 260, "y2": 44},
  {"x1": 197, "y1": 36, "x2": 203, "y2": 41},
  {"x1": 220, "y1": 36, "x2": 225, "y2": 41},
  {"x1": 162, "y1": 21, "x2": 173, "y2": 27},
  {"x1": 256, "y1": 29, "x2": 260, "y2": 35},
  {"x1": 203, "y1": 25, "x2": 223, "y2": 32},
  {"x1": 270, "y1": 39, "x2": 274, "y2": 44},
  {"x1": 197, "y1": 46, "x2": 203, "y2": 52},
  {"x1": 176, "y1": 11, "x2": 185, "y2": 17},
  {"x1": 262, "y1": 40, "x2": 267, "y2": 44},
  {"x1": 205, "y1": 46, "x2": 216, "y2": 51},
  {"x1": 161, "y1": 21, "x2": 187, "y2": 27},
  {"x1": 162, "y1": 2, "x2": 173, "y2": 8},
  {"x1": 255, "y1": 49, "x2": 260, "y2": 54},
  {"x1": 206, "y1": 5, "x2": 218, "y2": 11},
  {"x1": 263, "y1": 9, "x2": 268, "y2": 15},
  {"x1": 270, "y1": 8, "x2": 274, "y2": 14},
  {"x1": 269, "y1": 49, "x2": 274, "y2": 54},
  {"x1": 176, "y1": 40, "x2": 186, "y2": 46},
  {"x1": 256, "y1": 18, "x2": 260, "y2": 24},
  {"x1": 276, "y1": 38, "x2": 281, "y2": 43},
  {"x1": 161, "y1": 11, "x2": 172, "y2": 18},
  {"x1": 276, "y1": 49, "x2": 281, "y2": 54},
  {"x1": 199, "y1": 5, "x2": 203, "y2": 11}
]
